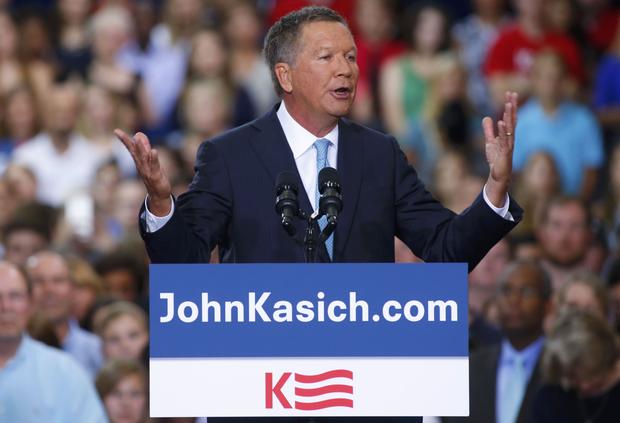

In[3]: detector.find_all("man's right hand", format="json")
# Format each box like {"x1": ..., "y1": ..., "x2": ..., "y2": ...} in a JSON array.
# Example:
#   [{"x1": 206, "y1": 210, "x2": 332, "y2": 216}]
[{"x1": 114, "y1": 129, "x2": 172, "y2": 216}]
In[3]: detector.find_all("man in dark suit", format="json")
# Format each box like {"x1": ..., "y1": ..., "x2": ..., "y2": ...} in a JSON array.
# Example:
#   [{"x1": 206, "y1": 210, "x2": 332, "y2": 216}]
[
  {"x1": 116, "y1": 6, "x2": 521, "y2": 422},
  {"x1": 116, "y1": 6, "x2": 521, "y2": 267},
  {"x1": 444, "y1": 260, "x2": 552, "y2": 423}
]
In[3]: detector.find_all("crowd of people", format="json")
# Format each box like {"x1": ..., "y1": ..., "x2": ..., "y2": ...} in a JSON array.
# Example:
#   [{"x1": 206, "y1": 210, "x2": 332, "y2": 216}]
[{"x1": 1, "y1": 0, "x2": 620, "y2": 422}]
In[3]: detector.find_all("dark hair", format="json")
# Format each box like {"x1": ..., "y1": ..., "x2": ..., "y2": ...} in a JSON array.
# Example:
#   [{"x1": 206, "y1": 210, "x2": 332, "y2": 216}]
[
  {"x1": 497, "y1": 259, "x2": 553, "y2": 301},
  {"x1": 402, "y1": 1, "x2": 452, "y2": 51},
  {"x1": 263, "y1": 6, "x2": 348, "y2": 96},
  {"x1": 94, "y1": 249, "x2": 147, "y2": 297}
]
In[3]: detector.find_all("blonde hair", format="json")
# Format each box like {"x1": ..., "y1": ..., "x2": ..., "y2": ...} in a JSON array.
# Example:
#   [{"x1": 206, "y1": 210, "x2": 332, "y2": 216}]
[
  {"x1": 96, "y1": 359, "x2": 146, "y2": 399},
  {"x1": 93, "y1": 300, "x2": 147, "y2": 337}
]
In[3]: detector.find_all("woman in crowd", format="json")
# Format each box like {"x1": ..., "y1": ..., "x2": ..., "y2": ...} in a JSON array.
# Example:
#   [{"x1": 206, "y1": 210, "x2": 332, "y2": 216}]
[{"x1": 96, "y1": 359, "x2": 148, "y2": 423}]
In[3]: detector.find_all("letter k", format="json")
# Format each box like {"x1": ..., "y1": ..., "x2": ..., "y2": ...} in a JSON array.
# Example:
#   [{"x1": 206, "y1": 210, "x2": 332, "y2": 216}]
[{"x1": 265, "y1": 372, "x2": 292, "y2": 409}]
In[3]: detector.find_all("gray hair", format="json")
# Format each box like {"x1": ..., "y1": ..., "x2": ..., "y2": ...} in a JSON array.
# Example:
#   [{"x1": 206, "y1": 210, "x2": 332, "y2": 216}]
[
  {"x1": 542, "y1": 311, "x2": 619, "y2": 385},
  {"x1": 263, "y1": 6, "x2": 348, "y2": 96}
]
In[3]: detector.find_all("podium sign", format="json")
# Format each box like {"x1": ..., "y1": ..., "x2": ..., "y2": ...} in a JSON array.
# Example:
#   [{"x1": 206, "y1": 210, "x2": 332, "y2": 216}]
[{"x1": 150, "y1": 263, "x2": 469, "y2": 417}]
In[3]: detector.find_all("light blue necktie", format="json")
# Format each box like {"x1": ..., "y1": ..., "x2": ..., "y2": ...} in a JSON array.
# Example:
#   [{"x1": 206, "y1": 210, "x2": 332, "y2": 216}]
[
  {"x1": 499, "y1": 355, "x2": 527, "y2": 423},
  {"x1": 314, "y1": 139, "x2": 334, "y2": 260}
]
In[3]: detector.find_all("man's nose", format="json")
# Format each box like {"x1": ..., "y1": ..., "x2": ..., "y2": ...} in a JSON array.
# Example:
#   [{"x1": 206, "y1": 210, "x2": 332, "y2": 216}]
[{"x1": 335, "y1": 55, "x2": 353, "y2": 77}]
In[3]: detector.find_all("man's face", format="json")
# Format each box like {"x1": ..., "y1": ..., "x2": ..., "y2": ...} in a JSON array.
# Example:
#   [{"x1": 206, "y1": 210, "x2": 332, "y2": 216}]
[
  {"x1": 538, "y1": 203, "x2": 590, "y2": 267},
  {"x1": 283, "y1": 21, "x2": 359, "y2": 122},
  {"x1": 4, "y1": 229, "x2": 47, "y2": 267},
  {"x1": 0, "y1": 263, "x2": 30, "y2": 342},
  {"x1": 497, "y1": 265, "x2": 549, "y2": 337},
  {"x1": 29, "y1": 253, "x2": 74, "y2": 324}
]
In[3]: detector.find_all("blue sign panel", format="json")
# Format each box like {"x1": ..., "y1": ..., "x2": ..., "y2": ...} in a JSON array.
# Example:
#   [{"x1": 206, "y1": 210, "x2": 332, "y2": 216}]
[{"x1": 150, "y1": 263, "x2": 468, "y2": 358}]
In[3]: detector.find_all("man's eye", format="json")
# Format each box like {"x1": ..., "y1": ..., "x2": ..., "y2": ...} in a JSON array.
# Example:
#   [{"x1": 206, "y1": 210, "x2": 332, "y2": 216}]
[{"x1": 319, "y1": 55, "x2": 331, "y2": 60}]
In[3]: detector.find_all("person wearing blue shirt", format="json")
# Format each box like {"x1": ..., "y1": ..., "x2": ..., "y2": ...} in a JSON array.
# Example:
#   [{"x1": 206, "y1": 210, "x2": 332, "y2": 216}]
[
  {"x1": 0, "y1": 261, "x2": 108, "y2": 422},
  {"x1": 513, "y1": 51, "x2": 604, "y2": 199}
]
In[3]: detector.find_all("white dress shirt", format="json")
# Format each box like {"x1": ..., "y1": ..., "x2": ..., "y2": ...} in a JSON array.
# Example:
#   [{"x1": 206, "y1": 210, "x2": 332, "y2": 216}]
[{"x1": 144, "y1": 102, "x2": 511, "y2": 232}]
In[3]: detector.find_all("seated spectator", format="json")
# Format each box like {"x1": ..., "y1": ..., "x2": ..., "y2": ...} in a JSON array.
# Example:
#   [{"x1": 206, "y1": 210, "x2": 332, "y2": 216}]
[
  {"x1": 536, "y1": 196, "x2": 592, "y2": 289},
  {"x1": 67, "y1": 256, "x2": 105, "y2": 328},
  {"x1": 443, "y1": 260, "x2": 552, "y2": 423},
  {"x1": 96, "y1": 359, "x2": 148, "y2": 423},
  {"x1": 513, "y1": 51, "x2": 604, "y2": 200},
  {"x1": 0, "y1": 86, "x2": 40, "y2": 174},
  {"x1": 2, "y1": 218, "x2": 50, "y2": 267},
  {"x1": 95, "y1": 248, "x2": 146, "y2": 303},
  {"x1": 513, "y1": 152, "x2": 561, "y2": 238},
  {"x1": 12, "y1": 83, "x2": 106, "y2": 206},
  {"x1": 2, "y1": 164, "x2": 38, "y2": 207},
  {"x1": 0, "y1": 260, "x2": 107, "y2": 422},
  {"x1": 533, "y1": 311, "x2": 620, "y2": 422},
  {"x1": 484, "y1": 0, "x2": 583, "y2": 108},
  {"x1": 26, "y1": 250, "x2": 104, "y2": 378},
  {"x1": 54, "y1": 0, "x2": 93, "y2": 81},
  {"x1": 94, "y1": 301, "x2": 148, "y2": 362},
  {"x1": 554, "y1": 270, "x2": 609, "y2": 320}
]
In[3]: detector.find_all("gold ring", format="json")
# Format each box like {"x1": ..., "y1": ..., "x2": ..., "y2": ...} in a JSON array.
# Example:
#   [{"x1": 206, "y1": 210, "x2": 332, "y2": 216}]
[{"x1": 506, "y1": 132, "x2": 512, "y2": 136}]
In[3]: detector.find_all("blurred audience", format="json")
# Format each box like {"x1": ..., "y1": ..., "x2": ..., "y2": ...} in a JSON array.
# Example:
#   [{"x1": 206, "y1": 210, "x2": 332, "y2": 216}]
[
  {"x1": 96, "y1": 359, "x2": 148, "y2": 423},
  {"x1": 0, "y1": 260, "x2": 107, "y2": 421},
  {"x1": 94, "y1": 301, "x2": 148, "y2": 362},
  {"x1": 534, "y1": 311, "x2": 620, "y2": 422},
  {"x1": 26, "y1": 250, "x2": 104, "y2": 378}
]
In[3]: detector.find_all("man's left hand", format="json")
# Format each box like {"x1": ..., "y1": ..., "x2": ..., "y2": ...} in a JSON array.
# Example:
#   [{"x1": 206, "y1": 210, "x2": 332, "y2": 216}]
[{"x1": 483, "y1": 91, "x2": 518, "y2": 207}]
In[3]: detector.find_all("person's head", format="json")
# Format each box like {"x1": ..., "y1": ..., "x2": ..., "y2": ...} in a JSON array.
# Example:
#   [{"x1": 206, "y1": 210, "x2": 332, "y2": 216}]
[
  {"x1": 223, "y1": 0, "x2": 263, "y2": 49},
  {"x1": 82, "y1": 84, "x2": 117, "y2": 133},
  {"x1": 2, "y1": 220, "x2": 50, "y2": 267},
  {"x1": 95, "y1": 250, "x2": 146, "y2": 302},
  {"x1": 181, "y1": 79, "x2": 231, "y2": 136},
  {"x1": 520, "y1": 152, "x2": 561, "y2": 198},
  {"x1": 536, "y1": 196, "x2": 591, "y2": 267},
  {"x1": 90, "y1": 6, "x2": 133, "y2": 62},
  {"x1": 404, "y1": 3, "x2": 451, "y2": 55},
  {"x1": 3, "y1": 86, "x2": 39, "y2": 141},
  {"x1": 163, "y1": 0, "x2": 204, "y2": 39},
  {"x1": 0, "y1": 261, "x2": 31, "y2": 345},
  {"x1": 44, "y1": 83, "x2": 81, "y2": 139},
  {"x1": 354, "y1": 0, "x2": 396, "y2": 44},
  {"x1": 26, "y1": 251, "x2": 74, "y2": 325},
  {"x1": 67, "y1": 256, "x2": 104, "y2": 324},
  {"x1": 469, "y1": 238, "x2": 513, "y2": 314},
  {"x1": 95, "y1": 301, "x2": 148, "y2": 361},
  {"x1": 3, "y1": 164, "x2": 38, "y2": 205},
  {"x1": 113, "y1": 179, "x2": 146, "y2": 235},
  {"x1": 542, "y1": 311, "x2": 619, "y2": 397},
  {"x1": 496, "y1": 260, "x2": 552, "y2": 347},
  {"x1": 513, "y1": 0, "x2": 545, "y2": 23},
  {"x1": 0, "y1": 12, "x2": 18, "y2": 60},
  {"x1": 473, "y1": 0, "x2": 506, "y2": 17},
  {"x1": 96, "y1": 359, "x2": 148, "y2": 423},
  {"x1": 545, "y1": 0, "x2": 577, "y2": 33},
  {"x1": 531, "y1": 50, "x2": 567, "y2": 107},
  {"x1": 263, "y1": 6, "x2": 358, "y2": 127},
  {"x1": 555, "y1": 270, "x2": 609, "y2": 319},
  {"x1": 58, "y1": 0, "x2": 92, "y2": 26},
  {"x1": 189, "y1": 29, "x2": 228, "y2": 79}
]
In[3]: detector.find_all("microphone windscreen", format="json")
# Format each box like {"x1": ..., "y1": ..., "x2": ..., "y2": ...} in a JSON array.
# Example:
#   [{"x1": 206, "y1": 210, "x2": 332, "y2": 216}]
[
  {"x1": 318, "y1": 167, "x2": 340, "y2": 190},
  {"x1": 275, "y1": 171, "x2": 298, "y2": 195}
]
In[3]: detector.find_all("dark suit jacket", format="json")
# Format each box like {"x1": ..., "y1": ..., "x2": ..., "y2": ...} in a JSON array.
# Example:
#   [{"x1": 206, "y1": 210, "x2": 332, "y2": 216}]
[
  {"x1": 141, "y1": 106, "x2": 521, "y2": 267},
  {"x1": 443, "y1": 343, "x2": 543, "y2": 423}
]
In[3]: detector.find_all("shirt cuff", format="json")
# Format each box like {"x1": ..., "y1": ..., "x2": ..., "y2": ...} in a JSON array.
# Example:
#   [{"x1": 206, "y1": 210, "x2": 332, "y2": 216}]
[
  {"x1": 482, "y1": 184, "x2": 514, "y2": 222},
  {"x1": 142, "y1": 195, "x2": 174, "y2": 233}
]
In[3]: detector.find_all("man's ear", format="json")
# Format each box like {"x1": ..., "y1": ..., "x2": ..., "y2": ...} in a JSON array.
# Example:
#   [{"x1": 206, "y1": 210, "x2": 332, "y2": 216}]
[{"x1": 275, "y1": 63, "x2": 293, "y2": 94}]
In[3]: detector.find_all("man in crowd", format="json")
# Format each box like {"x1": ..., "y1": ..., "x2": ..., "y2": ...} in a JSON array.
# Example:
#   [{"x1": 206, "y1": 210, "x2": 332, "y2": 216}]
[
  {"x1": 26, "y1": 250, "x2": 103, "y2": 378},
  {"x1": 536, "y1": 196, "x2": 592, "y2": 289},
  {"x1": 0, "y1": 260, "x2": 107, "y2": 421},
  {"x1": 445, "y1": 260, "x2": 552, "y2": 423}
]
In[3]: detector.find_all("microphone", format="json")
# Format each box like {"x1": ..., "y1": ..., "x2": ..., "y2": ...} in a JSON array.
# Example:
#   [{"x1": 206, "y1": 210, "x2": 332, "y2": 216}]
[
  {"x1": 318, "y1": 167, "x2": 342, "y2": 238},
  {"x1": 275, "y1": 172, "x2": 299, "y2": 236}
]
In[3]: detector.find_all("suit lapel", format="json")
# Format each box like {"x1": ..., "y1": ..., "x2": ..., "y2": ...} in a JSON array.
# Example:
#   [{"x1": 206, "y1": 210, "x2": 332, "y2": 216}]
[
  {"x1": 249, "y1": 106, "x2": 313, "y2": 215},
  {"x1": 334, "y1": 118, "x2": 363, "y2": 262}
]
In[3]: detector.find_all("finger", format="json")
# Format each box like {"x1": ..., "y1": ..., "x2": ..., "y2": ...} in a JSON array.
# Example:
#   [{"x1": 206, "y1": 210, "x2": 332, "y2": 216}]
[
  {"x1": 133, "y1": 132, "x2": 152, "y2": 165},
  {"x1": 510, "y1": 92, "x2": 518, "y2": 125},
  {"x1": 497, "y1": 120, "x2": 507, "y2": 146},
  {"x1": 114, "y1": 128, "x2": 136, "y2": 155},
  {"x1": 482, "y1": 116, "x2": 495, "y2": 144}
]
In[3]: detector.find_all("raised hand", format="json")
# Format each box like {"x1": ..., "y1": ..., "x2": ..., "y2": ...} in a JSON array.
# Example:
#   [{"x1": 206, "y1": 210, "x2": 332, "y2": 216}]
[
  {"x1": 114, "y1": 129, "x2": 172, "y2": 216},
  {"x1": 483, "y1": 91, "x2": 518, "y2": 207}
]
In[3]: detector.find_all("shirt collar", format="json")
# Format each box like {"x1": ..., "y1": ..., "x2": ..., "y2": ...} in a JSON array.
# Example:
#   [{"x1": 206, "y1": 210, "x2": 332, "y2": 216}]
[
  {"x1": 500, "y1": 336, "x2": 545, "y2": 367},
  {"x1": 276, "y1": 101, "x2": 338, "y2": 160}
]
